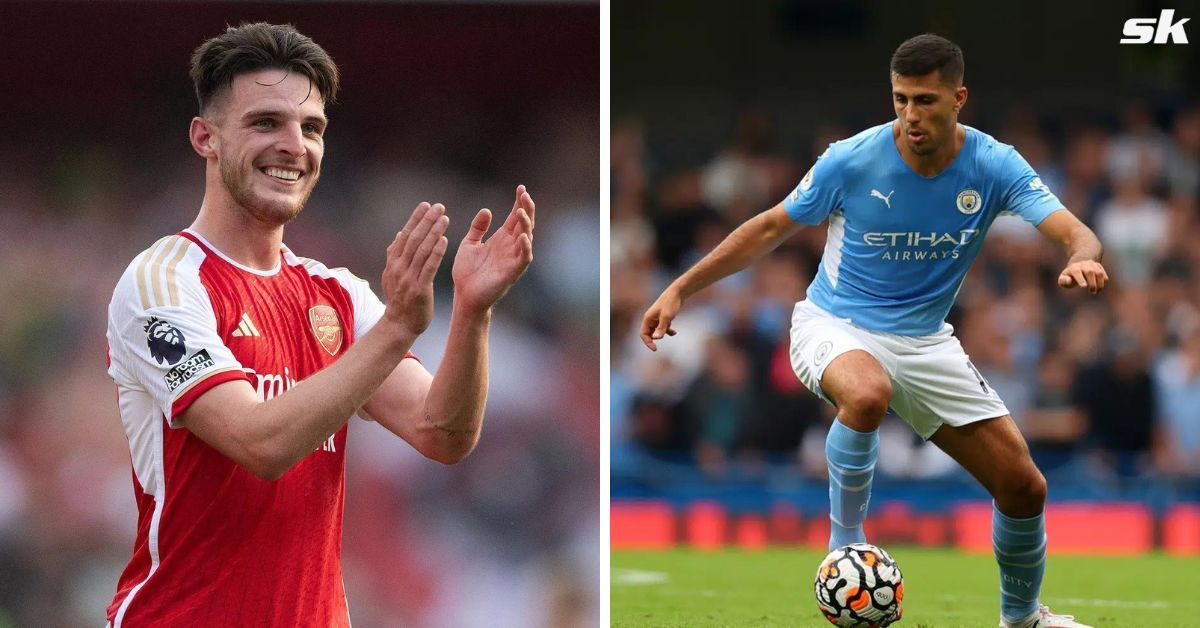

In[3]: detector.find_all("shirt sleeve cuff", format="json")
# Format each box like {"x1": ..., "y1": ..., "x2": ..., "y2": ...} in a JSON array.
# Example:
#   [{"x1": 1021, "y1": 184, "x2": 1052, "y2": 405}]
[{"x1": 168, "y1": 368, "x2": 252, "y2": 427}]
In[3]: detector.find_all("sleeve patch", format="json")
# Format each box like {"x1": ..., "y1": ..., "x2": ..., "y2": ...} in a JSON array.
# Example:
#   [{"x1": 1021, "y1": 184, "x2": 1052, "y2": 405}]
[
  {"x1": 144, "y1": 317, "x2": 188, "y2": 366},
  {"x1": 799, "y1": 166, "x2": 815, "y2": 192},
  {"x1": 164, "y1": 349, "x2": 216, "y2": 392}
]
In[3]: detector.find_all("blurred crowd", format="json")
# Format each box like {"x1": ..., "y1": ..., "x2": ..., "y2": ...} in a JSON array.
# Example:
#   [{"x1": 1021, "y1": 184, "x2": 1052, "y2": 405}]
[
  {"x1": 611, "y1": 101, "x2": 1200, "y2": 498},
  {"x1": 0, "y1": 85, "x2": 598, "y2": 628}
]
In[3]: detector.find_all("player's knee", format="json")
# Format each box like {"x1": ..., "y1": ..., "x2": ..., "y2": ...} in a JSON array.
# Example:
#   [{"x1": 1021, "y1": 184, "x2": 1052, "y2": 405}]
[
  {"x1": 996, "y1": 468, "x2": 1047, "y2": 515},
  {"x1": 1025, "y1": 470, "x2": 1048, "y2": 506},
  {"x1": 838, "y1": 383, "x2": 892, "y2": 425}
]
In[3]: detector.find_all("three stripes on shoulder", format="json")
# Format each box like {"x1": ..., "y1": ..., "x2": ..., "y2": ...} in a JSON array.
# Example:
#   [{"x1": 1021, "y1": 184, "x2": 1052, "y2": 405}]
[
  {"x1": 137, "y1": 236, "x2": 262, "y2": 339},
  {"x1": 136, "y1": 235, "x2": 192, "y2": 310}
]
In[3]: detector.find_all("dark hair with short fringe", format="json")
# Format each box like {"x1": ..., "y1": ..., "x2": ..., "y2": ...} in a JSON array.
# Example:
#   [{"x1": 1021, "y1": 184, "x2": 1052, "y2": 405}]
[
  {"x1": 890, "y1": 33, "x2": 964, "y2": 85},
  {"x1": 190, "y1": 22, "x2": 339, "y2": 114}
]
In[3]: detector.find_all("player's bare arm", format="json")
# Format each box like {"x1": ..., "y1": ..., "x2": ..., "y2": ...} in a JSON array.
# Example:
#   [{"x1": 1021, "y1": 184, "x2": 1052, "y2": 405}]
[
  {"x1": 177, "y1": 201, "x2": 450, "y2": 479},
  {"x1": 1036, "y1": 209, "x2": 1108, "y2": 294},
  {"x1": 640, "y1": 202, "x2": 802, "y2": 350},
  {"x1": 362, "y1": 185, "x2": 535, "y2": 464}
]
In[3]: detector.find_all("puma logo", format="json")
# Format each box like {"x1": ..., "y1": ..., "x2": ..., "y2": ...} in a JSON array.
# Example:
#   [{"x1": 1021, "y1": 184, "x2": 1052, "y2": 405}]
[{"x1": 871, "y1": 189, "x2": 895, "y2": 208}]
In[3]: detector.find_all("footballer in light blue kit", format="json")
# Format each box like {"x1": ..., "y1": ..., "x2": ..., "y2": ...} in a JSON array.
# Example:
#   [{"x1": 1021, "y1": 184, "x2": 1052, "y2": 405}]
[
  {"x1": 641, "y1": 34, "x2": 1108, "y2": 628},
  {"x1": 786, "y1": 121, "x2": 1061, "y2": 336}
]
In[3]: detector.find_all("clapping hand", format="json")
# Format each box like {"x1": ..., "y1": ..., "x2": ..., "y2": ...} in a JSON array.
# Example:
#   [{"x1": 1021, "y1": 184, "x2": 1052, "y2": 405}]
[
  {"x1": 381, "y1": 202, "x2": 450, "y2": 338},
  {"x1": 451, "y1": 185, "x2": 535, "y2": 312}
]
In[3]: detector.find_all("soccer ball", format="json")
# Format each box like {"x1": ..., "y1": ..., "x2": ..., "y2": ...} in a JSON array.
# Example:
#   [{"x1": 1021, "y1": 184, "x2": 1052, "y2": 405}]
[{"x1": 814, "y1": 543, "x2": 904, "y2": 627}]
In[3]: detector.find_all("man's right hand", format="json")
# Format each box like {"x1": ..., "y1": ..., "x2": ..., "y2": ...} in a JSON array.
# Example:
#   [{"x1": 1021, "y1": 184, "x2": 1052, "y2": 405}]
[
  {"x1": 637, "y1": 204, "x2": 802, "y2": 351},
  {"x1": 382, "y1": 202, "x2": 450, "y2": 340},
  {"x1": 640, "y1": 287, "x2": 682, "y2": 351}
]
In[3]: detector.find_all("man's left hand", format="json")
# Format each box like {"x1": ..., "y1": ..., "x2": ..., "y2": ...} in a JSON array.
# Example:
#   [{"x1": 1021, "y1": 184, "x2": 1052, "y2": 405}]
[
  {"x1": 1058, "y1": 259, "x2": 1109, "y2": 294},
  {"x1": 452, "y1": 185, "x2": 535, "y2": 312}
]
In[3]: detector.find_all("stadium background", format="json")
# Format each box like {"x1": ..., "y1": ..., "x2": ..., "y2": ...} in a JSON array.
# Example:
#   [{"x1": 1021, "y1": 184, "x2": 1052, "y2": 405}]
[
  {"x1": 0, "y1": 3, "x2": 598, "y2": 627},
  {"x1": 611, "y1": 0, "x2": 1200, "y2": 558}
]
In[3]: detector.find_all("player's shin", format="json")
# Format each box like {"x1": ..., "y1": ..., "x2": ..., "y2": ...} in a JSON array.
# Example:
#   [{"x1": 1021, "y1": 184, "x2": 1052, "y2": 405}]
[
  {"x1": 993, "y1": 502, "x2": 1046, "y2": 622},
  {"x1": 824, "y1": 419, "x2": 879, "y2": 551}
]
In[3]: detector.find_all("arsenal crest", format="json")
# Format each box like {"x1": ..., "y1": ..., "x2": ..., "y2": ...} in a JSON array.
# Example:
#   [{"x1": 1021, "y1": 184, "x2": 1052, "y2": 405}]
[{"x1": 308, "y1": 305, "x2": 343, "y2": 356}]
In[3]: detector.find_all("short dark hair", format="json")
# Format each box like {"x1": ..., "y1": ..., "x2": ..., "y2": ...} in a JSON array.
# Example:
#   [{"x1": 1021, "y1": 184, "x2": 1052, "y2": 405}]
[
  {"x1": 890, "y1": 33, "x2": 963, "y2": 85},
  {"x1": 190, "y1": 22, "x2": 339, "y2": 114}
]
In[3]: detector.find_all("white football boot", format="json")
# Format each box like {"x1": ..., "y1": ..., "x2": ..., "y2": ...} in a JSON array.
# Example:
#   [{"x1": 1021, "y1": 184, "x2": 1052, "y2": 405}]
[{"x1": 1000, "y1": 605, "x2": 1093, "y2": 628}]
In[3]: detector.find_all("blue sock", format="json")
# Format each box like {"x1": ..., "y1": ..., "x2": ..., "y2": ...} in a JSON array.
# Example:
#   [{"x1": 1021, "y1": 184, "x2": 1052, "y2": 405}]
[
  {"x1": 825, "y1": 419, "x2": 879, "y2": 551},
  {"x1": 993, "y1": 503, "x2": 1045, "y2": 622}
]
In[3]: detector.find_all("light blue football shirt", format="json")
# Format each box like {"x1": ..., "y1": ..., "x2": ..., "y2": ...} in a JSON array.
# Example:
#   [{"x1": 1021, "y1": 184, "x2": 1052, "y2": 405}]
[{"x1": 784, "y1": 123, "x2": 1063, "y2": 335}]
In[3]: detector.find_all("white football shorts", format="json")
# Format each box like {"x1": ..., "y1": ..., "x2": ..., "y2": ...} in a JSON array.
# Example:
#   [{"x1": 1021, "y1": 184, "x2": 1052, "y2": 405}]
[{"x1": 789, "y1": 299, "x2": 1010, "y2": 439}]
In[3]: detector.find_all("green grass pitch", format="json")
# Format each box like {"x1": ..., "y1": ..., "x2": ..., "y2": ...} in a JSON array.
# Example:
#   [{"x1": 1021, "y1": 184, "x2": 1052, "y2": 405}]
[{"x1": 612, "y1": 548, "x2": 1200, "y2": 627}]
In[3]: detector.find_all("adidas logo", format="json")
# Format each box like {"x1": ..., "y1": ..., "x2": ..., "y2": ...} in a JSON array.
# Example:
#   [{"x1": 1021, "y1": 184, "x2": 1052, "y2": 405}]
[{"x1": 231, "y1": 313, "x2": 262, "y2": 338}]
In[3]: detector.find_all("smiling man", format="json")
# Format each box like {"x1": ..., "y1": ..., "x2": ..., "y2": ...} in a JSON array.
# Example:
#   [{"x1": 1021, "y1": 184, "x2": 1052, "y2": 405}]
[
  {"x1": 641, "y1": 34, "x2": 1102, "y2": 628},
  {"x1": 104, "y1": 23, "x2": 534, "y2": 626}
]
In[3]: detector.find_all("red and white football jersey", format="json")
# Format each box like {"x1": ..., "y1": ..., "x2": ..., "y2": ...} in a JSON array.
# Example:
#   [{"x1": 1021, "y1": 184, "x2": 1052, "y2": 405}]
[{"x1": 105, "y1": 229, "x2": 392, "y2": 627}]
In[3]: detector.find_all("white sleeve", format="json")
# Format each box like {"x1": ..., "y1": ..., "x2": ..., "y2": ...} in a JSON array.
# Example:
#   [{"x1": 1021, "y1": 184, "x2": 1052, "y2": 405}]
[
  {"x1": 316, "y1": 265, "x2": 386, "y2": 340},
  {"x1": 344, "y1": 272, "x2": 386, "y2": 340},
  {"x1": 291, "y1": 254, "x2": 419, "y2": 360},
  {"x1": 107, "y1": 237, "x2": 248, "y2": 426}
]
